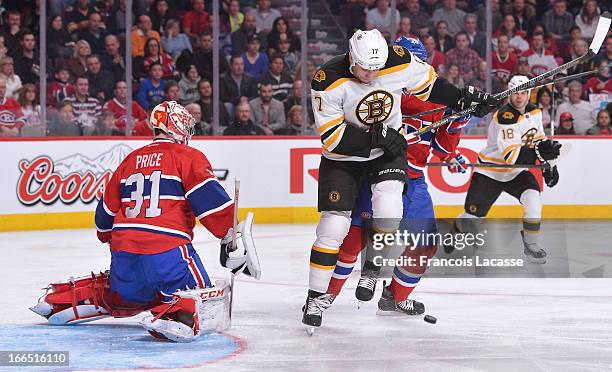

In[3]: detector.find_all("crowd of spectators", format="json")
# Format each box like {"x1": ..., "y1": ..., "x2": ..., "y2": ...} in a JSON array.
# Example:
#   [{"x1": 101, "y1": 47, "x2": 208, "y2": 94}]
[
  {"x1": 343, "y1": 0, "x2": 611, "y2": 134},
  {"x1": 0, "y1": 0, "x2": 610, "y2": 137}
]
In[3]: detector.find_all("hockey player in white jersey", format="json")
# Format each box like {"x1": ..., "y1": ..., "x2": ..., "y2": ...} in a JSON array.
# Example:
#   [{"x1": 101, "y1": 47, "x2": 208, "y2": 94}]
[
  {"x1": 449, "y1": 75, "x2": 561, "y2": 263},
  {"x1": 303, "y1": 29, "x2": 500, "y2": 331}
]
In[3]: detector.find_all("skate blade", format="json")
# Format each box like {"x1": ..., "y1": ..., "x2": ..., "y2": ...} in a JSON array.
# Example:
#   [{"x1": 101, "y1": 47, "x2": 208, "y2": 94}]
[
  {"x1": 304, "y1": 326, "x2": 316, "y2": 336},
  {"x1": 376, "y1": 309, "x2": 400, "y2": 316},
  {"x1": 376, "y1": 309, "x2": 421, "y2": 317}
]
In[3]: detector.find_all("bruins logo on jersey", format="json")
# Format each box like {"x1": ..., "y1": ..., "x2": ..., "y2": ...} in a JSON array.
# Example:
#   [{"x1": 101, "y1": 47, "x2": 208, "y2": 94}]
[
  {"x1": 522, "y1": 128, "x2": 538, "y2": 147},
  {"x1": 313, "y1": 70, "x2": 326, "y2": 83},
  {"x1": 502, "y1": 111, "x2": 516, "y2": 120},
  {"x1": 392, "y1": 45, "x2": 405, "y2": 57},
  {"x1": 356, "y1": 90, "x2": 393, "y2": 126}
]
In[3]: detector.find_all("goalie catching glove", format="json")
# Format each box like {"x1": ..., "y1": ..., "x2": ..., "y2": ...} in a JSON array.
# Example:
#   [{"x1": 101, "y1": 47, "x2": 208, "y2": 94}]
[{"x1": 220, "y1": 212, "x2": 261, "y2": 279}]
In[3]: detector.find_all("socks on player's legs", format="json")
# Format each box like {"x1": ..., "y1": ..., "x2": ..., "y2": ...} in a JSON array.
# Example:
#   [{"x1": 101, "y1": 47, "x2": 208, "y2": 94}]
[{"x1": 327, "y1": 225, "x2": 363, "y2": 296}]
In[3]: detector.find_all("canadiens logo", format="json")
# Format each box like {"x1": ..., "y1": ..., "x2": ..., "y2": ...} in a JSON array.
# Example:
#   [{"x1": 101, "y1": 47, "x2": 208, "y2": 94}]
[
  {"x1": 356, "y1": 90, "x2": 394, "y2": 126},
  {"x1": 16, "y1": 144, "x2": 132, "y2": 206},
  {"x1": 392, "y1": 45, "x2": 405, "y2": 57},
  {"x1": 313, "y1": 70, "x2": 326, "y2": 83}
]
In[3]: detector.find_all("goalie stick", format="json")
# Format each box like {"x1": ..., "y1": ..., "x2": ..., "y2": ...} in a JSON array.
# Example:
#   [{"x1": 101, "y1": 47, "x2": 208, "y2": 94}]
[
  {"x1": 405, "y1": 12, "x2": 612, "y2": 141},
  {"x1": 229, "y1": 177, "x2": 241, "y2": 321}
]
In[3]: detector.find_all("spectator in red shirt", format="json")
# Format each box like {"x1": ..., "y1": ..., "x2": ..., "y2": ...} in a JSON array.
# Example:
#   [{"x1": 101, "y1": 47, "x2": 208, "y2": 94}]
[
  {"x1": 47, "y1": 67, "x2": 75, "y2": 107},
  {"x1": 584, "y1": 59, "x2": 612, "y2": 95},
  {"x1": 395, "y1": 16, "x2": 417, "y2": 40},
  {"x1": 522, "y1": 32, "x2": 558, "y2": 77},
  {"x1": 444, "y1": 31, "x2": 481, "y2": 82},
  {"x1": 103, "y1": 80, "x2": 148, "y2": 134},
  {"x1": 0, "y1": 76, "x2": 26, "y2": 137},
  {"x1": 423, "y1": 35, "x2": 445, "y2": 73},
  {"x1": 183, "y1": 0, "x2": 210, "y2": 44},
  {"x1": 491, "y1": 34, "x2": 517, "y2": 84},
  {"x1": 143, "y1": 38, "x2": 178, "y2": 80}
]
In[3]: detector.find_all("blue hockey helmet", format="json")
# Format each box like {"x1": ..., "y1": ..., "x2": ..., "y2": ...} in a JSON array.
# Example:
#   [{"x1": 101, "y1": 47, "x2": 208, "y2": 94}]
[{"x1": 393, "y1": 36, "x2": 427, "y2": 61}]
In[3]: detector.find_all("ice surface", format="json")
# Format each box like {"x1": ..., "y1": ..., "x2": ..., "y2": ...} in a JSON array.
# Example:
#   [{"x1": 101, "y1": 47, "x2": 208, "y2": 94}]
[{"x1": 1, "y1": 225, "x2": 611, "y2": 372}]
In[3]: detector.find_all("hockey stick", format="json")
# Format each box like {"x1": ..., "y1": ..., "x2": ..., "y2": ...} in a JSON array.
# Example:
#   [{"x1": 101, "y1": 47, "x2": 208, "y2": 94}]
[
  {"x1": 402, "y1": 106, "x2": 447, "y2": 120},
  {"x1": 519, "y1": 67, "x2": 609, "y2": 93},
  {"x1": 404, "y1": 12, "x2": 611, "y2": 141},
  {"x1": 400, "y1": 67, "x2": 606, "y2": 122},
  {"x1": 229, "y1": 177, "x2": 240, "y2": 321},
  {"x1": 426, "y1": 162, "x2": 551, "y2": 169}
]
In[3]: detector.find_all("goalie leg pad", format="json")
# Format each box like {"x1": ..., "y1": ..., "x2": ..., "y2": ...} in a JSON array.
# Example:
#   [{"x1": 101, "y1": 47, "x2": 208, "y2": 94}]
[
  {"x1": 141, "y1": 280, "x2": 231, "y2": 342},
  {"x1": 30, "y1": 272, "x2": 149, "y2": 325}
]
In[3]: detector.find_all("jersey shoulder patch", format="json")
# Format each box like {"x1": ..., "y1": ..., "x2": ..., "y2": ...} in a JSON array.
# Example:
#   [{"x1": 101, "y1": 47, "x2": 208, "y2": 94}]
[
  {"x1": 311, "y1": 54, "x2": 353, "y2": 92},
  {"x1": 383, "y1": 44, "x2": 412, "y2": 69},
  {"x1": 495, "y1": 104, "x2": 521, "y2": 125}
]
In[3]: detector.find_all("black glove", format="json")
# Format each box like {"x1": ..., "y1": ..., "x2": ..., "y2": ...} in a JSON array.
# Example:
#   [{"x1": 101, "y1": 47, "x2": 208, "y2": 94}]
[
  {"x1": 535, "y1": 140, "x2": 561, "y2": 162},
  {"x1": 458, "y1": 86, "x2": 500, "y2": 117},
  {"x1": 543, "y1": 165, "x2": 559, "y2": 187},
  {"x1": 370, "y1": 124, "x2": 408, "y2": 157}
]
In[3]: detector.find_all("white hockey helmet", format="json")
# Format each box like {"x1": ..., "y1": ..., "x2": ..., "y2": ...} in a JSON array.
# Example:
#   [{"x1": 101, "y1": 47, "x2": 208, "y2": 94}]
[
  {"x1": 349, "y1": 29, "x2": 389, "y2": 72},
  {"x1": 508, "y1": 75, "x2": 530, "y2": 92},
  {"x1": 149, "y1": 101, "x2": 195, "y2": 145}
]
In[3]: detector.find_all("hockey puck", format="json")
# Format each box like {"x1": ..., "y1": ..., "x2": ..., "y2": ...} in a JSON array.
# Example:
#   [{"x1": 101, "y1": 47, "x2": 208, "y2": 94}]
[{"x1": 424, "y1": 315, "x2": 437, "y2": 324}]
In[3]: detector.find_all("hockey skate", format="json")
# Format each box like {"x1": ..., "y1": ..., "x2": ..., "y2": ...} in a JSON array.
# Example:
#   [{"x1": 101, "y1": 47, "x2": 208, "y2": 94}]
[
  {"x1": 355, "y1": 260, "x2": 380, "y2": 302},
  {"x1": 521, "y1": 230, "x2": 547, "y2": 264},
  {"x1": 443, "y1": 220, "x2": 461, "y2": 254},
  {"x1": 301, "y1": 290, "x2": 335, "y2": 336},
  {"x1": 376, "y1": 283, "x2": 425, "y2": 316}
]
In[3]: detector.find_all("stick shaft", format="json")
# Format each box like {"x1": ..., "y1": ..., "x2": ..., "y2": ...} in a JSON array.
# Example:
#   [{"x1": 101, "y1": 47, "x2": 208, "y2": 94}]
[
  {"x1": 231, "y1": 178, "x2": 240, "y2": 250},
  {"x1": 427, "y1": 162, "x2": 550, "y2": 169},
  {"x1": 407, "y1": 50, "x2": 597, "y2": 139},
  {"x1": 229, "y1": 178, "x2": 240, "y2": 320}
]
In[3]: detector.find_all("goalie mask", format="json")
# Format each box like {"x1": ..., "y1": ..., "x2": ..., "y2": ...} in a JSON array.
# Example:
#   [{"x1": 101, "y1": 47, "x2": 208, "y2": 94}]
[
  {"x1": 150, "y1": 101, "x2": 195, "y2": 145},
  {"x1": 349, "y1": 29, "x2": 389, "y2": 72}
]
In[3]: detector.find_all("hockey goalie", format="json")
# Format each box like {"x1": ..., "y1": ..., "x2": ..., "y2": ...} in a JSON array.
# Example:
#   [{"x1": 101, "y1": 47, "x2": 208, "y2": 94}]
[{"x1": 30, "y1": 101, "x2": 261, "y2": 342}]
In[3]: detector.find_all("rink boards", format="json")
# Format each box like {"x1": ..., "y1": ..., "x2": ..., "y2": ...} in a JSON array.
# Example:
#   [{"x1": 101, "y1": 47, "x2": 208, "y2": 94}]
[{"x1": 0, "y1": 136, "x2": 610, "y2": 231}]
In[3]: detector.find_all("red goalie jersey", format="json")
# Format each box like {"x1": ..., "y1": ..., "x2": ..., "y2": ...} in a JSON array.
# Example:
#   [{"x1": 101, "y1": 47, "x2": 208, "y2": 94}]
[
  {"x1": 401, "y1": 93, "x2": 468, "y2": 178},
  {"x1": 94, "y1": 138, "x2": 234, "y2": 254}
]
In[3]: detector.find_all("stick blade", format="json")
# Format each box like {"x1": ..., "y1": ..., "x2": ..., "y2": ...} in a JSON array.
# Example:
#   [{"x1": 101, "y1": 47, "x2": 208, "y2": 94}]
[{"x1": 589, "y1": 12, "x2": 611, "y2": 54}]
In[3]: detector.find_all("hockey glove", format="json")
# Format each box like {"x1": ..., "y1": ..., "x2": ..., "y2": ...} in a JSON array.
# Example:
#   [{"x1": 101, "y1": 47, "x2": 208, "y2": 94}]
[
  {"x1": 535, "y1": 140, "x2": 561, "y2": 162},
  {"x1": 442, "y1": 151, "x2": 468, "y2": 174},
  {"x1": 543, "y1": 165, "x2": 559, "y2": 187},
  {"x1": 370, "y1": 124, "x2": 408, "y2": 157},
  {"x1": 457, "y1": 86, "x2": 500, "y2": 117},
  {"x1": 220, "y1": 212, "x2": 261, "y2": 279}
]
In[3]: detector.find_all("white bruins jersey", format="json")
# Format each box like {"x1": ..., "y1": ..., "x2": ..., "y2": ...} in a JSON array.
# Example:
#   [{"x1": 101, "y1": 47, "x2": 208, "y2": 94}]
[
  {"x1": 477, "y1": 103, "x2": 546, "y2": 182},
  {"x1": 311, "y1": 45, "x2": 440, "y2": 162}
]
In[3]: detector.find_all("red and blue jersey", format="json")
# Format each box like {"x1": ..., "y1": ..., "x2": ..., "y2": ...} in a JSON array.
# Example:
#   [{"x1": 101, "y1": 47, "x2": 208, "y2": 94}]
[
  {"x1": 401, "y1": 93, "x2": 466, "y2": 178},
  {"x1": 94, "y1": 138, "x2": 233, "y2": 254}
]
